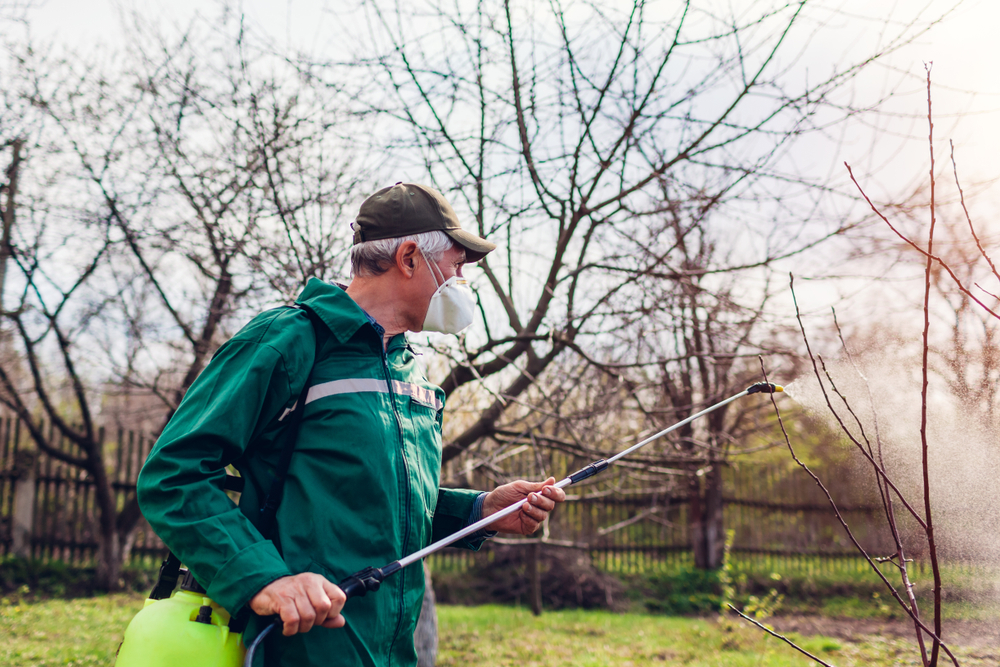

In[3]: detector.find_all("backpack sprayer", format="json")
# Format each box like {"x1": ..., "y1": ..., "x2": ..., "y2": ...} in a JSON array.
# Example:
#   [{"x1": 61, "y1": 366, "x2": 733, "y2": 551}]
[{"x1": 115, "y1": 381, "x2": 781, "y2": 667}]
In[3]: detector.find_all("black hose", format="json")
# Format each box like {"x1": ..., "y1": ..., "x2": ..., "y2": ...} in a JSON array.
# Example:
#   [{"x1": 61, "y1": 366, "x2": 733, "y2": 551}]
[
  {"x1": 243, "y1": 620, "x2": 278, "y2": 667},
  {"x1": 242, "y1": 565, "x2": 392, "y2": 667}
]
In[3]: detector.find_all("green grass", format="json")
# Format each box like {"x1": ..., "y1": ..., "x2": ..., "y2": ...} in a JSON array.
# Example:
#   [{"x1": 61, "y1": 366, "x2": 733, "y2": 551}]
[
  {"x1": 1, "y1": 594, "x2": 995, "y2": 666},
  {"x1": 437, "y1": 606, "x2": 999, "y2": 666},
  {"x1": 437, "y1": 605, "x2": 840, "y2": 666},
  {"x1": 0, "y1": 593, "x2": 142, "y2": 666}
]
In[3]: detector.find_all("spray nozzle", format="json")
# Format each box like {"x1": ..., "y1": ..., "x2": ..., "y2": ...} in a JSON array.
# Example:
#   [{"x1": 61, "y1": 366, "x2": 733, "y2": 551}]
[{"x1": 746, "y1": 382, "x2": 783, "y2": 394}]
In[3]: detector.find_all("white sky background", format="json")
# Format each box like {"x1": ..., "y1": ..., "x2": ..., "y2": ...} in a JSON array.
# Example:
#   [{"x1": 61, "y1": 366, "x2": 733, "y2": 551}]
[
  {"x1": 13, "y1": 0, "x2": 1000, "y2": 175},
  {"x1": 9, "y1": 0, "x2": 1000, "y2": 328},
  {"x1": 15, "y1": 0, "x2": 1000, "y2": 183}
]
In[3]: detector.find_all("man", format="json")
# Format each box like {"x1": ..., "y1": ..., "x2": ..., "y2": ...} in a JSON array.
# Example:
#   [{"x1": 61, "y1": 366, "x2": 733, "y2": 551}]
[{"x1": 137, "y1": 182, "x2": 565, "y2": 666}]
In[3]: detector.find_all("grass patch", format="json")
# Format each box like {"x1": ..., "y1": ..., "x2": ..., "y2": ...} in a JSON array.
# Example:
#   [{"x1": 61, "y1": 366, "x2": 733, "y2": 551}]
[
  {"x1": 436, "y1": 604, "x2": 1000, "y2": 666},
  {"x1": 2, "y1": 594, "x2": 995, "y2": 666},
  {"x1": 0, "y1": 592, "x2": 145, "y2": 666},
  {"x1": 437, "y1": 605, "x2": 842, "y2": 666}
]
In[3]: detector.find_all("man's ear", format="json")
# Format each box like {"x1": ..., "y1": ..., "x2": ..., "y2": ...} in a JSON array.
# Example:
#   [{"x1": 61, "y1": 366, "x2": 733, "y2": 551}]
[{"x1": 396, "y1": 240, "x2": 419, "y2": 278}]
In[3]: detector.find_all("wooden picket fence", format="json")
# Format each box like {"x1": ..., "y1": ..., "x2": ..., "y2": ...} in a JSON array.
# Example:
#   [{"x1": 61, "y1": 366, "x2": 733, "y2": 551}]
[
  {"x1": 0, "y1": 416, "x2": 900, "y2": 573},
  {"x1": 430, "y1": 444, "x2": 895, "y2": 575},
  {"x1": 0, "y1": 417, "x2": 166, "y2": 564}
]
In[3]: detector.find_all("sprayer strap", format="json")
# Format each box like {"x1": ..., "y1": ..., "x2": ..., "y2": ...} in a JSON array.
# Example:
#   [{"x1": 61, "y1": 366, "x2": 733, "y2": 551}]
[
  {"x1": 149, "y1": 553, "x2": 183, "y2": 600},
  {"x1": 229, "y1": 305, "x2": 326, "y2": 634},
  {"x1": 255, "y1": 306, "x2": 325, "y2": 539}
]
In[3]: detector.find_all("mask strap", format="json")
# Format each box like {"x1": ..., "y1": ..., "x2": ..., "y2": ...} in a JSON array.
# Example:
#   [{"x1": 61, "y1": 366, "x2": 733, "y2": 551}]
[{"x1": 418, "y1": 248, "x2": 446, "y2": 290}]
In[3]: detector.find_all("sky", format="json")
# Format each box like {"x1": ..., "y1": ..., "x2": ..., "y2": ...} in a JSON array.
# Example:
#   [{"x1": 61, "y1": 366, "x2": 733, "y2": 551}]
[
  {"x1": 11, "y1": 0, "x2": 1000, "y2": 186},
  {"x1": 8, "y1": 0, "x2": 1000, "y2": 325}
]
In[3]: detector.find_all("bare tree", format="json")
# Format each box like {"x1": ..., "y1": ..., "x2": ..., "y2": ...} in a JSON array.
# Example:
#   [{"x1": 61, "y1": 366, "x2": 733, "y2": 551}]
[
  {"x1": 306, "y1": 1, "x2": 942, "y2": 581},
  {"x1": 0, "y1": 13, "x2": 361, "y2": 588},
  {"x1": 326, "y1": 0, "x2": 935, "y2": 462},
  {"x1": 638, "y1": 231, "x2": 787, "y2": 569}
]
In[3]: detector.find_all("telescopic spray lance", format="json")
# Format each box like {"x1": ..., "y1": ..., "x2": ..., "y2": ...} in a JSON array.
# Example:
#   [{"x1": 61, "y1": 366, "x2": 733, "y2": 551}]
[{"x1": 244, "y1": 381, "x2": 783, "y2": 665}]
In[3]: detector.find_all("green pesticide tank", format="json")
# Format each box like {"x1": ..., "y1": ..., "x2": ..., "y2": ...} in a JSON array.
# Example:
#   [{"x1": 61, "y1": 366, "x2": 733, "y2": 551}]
[{"x1": 115, "y1": 576, "x2": 245, "y2": 667}]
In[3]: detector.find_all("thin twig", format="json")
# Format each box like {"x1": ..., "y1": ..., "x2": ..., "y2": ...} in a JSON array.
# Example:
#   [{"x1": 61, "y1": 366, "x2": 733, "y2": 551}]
[
  {"x1": 818, "y1": 336, "x2": 927, "y2": 657},
  {"x1": 921, "y1": 64, "x2": 943, "y2": 667},
  {"x1": 950, "y1": 140, "x2": 1000, "y2": 286},
  {"x1": 845, "y1": 161, "x2": 1000, "y2": 323},
  {"x1": 726, "y1": 604, "x2": 835, "y2": 667}
]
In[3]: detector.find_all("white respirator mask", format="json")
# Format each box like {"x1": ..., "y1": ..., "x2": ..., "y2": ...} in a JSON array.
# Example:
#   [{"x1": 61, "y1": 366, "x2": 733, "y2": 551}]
[{"x1": 420, "y1": 249, "x2": 476, "y2": 334}]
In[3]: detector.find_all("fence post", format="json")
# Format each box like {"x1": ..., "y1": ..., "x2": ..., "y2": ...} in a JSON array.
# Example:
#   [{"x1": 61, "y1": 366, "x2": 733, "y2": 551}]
[{"x1": 11, "y1": 448, "x2": 36, "y2": 558}]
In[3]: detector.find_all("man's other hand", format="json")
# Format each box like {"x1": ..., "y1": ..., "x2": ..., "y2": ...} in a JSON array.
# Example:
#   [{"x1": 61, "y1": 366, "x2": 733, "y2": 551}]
[
  {"x1": 249, "y1": 573, "x2": 347, "y2": 636},
  {"x1": 482, "y1": 477, "x2": 566, "y2": 535}
]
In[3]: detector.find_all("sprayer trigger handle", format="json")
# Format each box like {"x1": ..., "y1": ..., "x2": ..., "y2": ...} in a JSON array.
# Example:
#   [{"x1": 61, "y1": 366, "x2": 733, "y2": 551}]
[{"x1": 338, "y1": 566, "x2": 386, "y2": 600}]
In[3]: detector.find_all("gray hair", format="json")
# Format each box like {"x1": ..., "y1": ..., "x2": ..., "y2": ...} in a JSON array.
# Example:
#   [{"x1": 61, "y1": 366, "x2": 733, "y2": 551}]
[{"x1": 350, "y1": 230, "x2": 457, "y2": 277}]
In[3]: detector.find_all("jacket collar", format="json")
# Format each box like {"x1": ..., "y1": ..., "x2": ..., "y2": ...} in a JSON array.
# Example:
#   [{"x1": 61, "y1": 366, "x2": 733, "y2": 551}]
[
  {"x1": 294, "y1": 277, "x2": 371, "y2": 344},
  {"x1": 386, "y1": 334, "x2": 408, "y2": 352}
]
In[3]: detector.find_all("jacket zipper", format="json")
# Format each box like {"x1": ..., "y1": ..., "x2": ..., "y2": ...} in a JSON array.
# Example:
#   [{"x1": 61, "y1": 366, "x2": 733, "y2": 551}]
[{"x1": 382, "y1": 343, "x2": 411, "y2": 666}]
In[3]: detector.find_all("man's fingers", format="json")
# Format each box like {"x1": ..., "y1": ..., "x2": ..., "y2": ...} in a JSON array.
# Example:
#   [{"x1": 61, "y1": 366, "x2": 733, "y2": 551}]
[
  {"x1": 520, "y1": 512, "x2": 541, "y2": 533},
  {"x1": 305, "y1": 577, "x2": 333, "y2": 627},
  {"x1": 541, "y1": 485, "x2": 566, "y2": 502},
  {"x1": 513, "y1": 477, "x2": 551, "y2": 494},
  {"x1": 280, "y1": 600, "x2": 302, "y2": 637},
  {"x1": 293, "y1": 594, "x2": 317, "y2": 634},
  {"x1": 320, "y1": 614, "x2": 347, "y2": 629},
  {"x1": 521, "y1": 499, "x2": 548, "y2": 522},
  {"x1": 318, "y1": 581, "x2": 347, "y2": 628},
  {"x1": 527, "y1": 491, "x2": 556, "y2": 512},
  {"x1": 322, "y1": 580, "x2": 347, "y2": 612},
  {"x1": 251, "y1": 574, "x2": 347, "y2": 637},
  {"x1": 531, "y1": 477, "x2": 557, "y2": 492}
]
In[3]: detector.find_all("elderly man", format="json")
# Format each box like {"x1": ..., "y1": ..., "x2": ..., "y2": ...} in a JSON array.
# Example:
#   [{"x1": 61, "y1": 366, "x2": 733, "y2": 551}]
[{"x1": 137, "y1": 182, "x2": 565, "y2": 666}]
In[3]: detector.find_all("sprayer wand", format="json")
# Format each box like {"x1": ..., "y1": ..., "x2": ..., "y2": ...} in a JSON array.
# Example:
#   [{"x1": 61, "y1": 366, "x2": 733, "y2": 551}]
[{"x1": 244, "y1": 381, "x2": 782, "y2": 663}]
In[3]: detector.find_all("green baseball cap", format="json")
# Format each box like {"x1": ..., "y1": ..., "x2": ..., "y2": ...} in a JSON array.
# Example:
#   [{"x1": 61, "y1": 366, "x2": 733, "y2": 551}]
[{"x1": 353, "y1": 182, "x2": 497, "y2": 262}]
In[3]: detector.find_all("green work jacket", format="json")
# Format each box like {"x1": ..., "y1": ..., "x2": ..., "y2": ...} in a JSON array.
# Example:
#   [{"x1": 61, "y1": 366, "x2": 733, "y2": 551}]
[{"x1": 137, "y1": 278, "x2": 484, "y2": 667}]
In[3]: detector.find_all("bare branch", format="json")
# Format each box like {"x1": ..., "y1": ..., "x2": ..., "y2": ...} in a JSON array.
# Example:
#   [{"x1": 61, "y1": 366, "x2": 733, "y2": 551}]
[{"x1": 727, "y1": 604, "x2": 835, "y2": 667}]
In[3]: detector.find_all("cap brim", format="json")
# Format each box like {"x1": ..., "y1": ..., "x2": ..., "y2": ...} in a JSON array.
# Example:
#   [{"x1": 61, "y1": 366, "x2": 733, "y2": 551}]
[{"x1": 444, "y1": 228, "x2": 497, "y2": 263}]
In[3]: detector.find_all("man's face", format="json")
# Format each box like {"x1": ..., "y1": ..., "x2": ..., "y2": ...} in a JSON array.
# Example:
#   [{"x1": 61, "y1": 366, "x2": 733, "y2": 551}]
[{"x1": 428, "y1": 244, "x2": 467, "y2": 285}]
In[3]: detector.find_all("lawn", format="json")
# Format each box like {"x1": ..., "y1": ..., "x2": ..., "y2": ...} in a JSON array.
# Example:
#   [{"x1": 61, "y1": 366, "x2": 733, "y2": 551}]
[
  {"x1": 0, "y1": 594, "x2": 995, "y2": 666},
  {"x1": 0, "y1": 593, "x2": 139, "y2": 666},
  {"x1": 435, "y1": 605, "x2": 994, "y2": 666}
]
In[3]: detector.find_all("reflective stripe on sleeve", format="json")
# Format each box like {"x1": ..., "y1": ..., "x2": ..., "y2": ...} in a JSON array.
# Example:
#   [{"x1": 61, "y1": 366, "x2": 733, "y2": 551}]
[{"x1": 304, "y1": 378, "x2": 443, "y2": 411}]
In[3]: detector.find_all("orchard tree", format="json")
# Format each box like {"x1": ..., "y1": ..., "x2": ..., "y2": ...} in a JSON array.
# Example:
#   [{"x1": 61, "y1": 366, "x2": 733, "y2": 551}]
[
  {"x1": 319, "y1": 0, "x2": 941, "y2": 567},
  {"x1": 0, "y1": 14, "x2": 362, "y2": 588}
]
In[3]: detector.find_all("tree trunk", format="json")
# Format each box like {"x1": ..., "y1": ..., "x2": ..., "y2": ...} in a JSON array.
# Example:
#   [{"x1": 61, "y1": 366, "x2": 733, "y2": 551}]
[
  {"x1": 688, "y1": 469, "x2": 707, "y2": 569},
  {"x1": 702, "y1": 463, "x2": 725, "y2": 570},
  {"x1": 414, "y1": 562, "x2": 438, "y2": 667},
  {"x1": 529, "y1": 539, "x2": 542, "y2": 616},
  {"x1": 690, "y1": 465, "x2": 725, "y2": 570},
  {"x1": 96, "y1": 528, "x2": 122, "y2": 590},
  {"x1": 91, "y1": 454, "x2": 123, "y2": 590}
]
